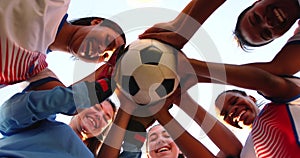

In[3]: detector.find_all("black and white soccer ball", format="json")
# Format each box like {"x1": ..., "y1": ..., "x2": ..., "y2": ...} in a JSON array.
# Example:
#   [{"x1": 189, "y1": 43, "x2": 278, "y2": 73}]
[{"x1": 114, "y1": 39, "x2": 179, "y2": 105}]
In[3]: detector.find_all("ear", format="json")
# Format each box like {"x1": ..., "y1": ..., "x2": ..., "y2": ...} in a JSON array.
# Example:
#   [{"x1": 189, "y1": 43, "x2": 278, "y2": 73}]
[{"x1": 90, "y1": 19, "x2": 103, "y2": 25}]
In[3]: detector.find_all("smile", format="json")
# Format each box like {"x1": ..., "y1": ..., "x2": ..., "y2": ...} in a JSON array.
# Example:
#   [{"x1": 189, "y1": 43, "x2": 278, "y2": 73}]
[
  {"x1": 156, "y1": 146, "x2": 171, "y2": 153},
  {"x1": 273, "y1": 8, "x2": 286, "y2": 23},
  {"x1": 232, "y1": 110, "x2": 247, "y2": 123},
  {"x1": 86, "y1": 115, "x2": 99, "y2": 129}
]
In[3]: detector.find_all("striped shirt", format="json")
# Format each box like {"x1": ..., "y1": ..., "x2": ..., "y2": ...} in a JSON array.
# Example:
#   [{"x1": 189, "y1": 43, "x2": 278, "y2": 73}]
[
  {"x1": 0, "y1": 38, "x2": 47, "y2": 85},
  {"x1": 251, "y1": 103, "x2": 300, "y2": 158},
  {"x1": 0, "y1": 0, "x2": 70, "y2": 86}
]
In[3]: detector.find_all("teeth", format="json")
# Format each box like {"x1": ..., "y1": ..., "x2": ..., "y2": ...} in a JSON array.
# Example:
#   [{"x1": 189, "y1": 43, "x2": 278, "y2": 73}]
[
  {"x1": 87, "y1": 117, "x2": 97, "y2": 128},
  {"x1": 233, "y1": 116, "x2": 239, "y2": 122},
  {"x1": 274, "y1": 9, "x2": 285, "y2": 23},
  {"x1": 233, "y1": 110, "x2": 247, "y2": 123},
  {"x1": 158, "y1": 147, "x2": 169, "y2": 153},
  {"x1": 278, "y1": 9, "x2": 286, "y2": 18},
  {"x1": 87, "y1": 117, "x2": 96, "y2": 128}
]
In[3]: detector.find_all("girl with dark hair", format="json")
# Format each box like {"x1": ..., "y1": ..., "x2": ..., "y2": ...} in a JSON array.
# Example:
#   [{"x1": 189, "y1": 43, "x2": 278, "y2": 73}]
[
  {"x1": 146, "y1": 124, "x2": 186, "y2": 158},
  {"x1": 1, "y1": 0, "x2": 126, "y2": 87}
]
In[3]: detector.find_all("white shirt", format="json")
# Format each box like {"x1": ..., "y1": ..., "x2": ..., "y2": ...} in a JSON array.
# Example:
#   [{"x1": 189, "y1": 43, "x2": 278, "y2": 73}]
[
  {"x1": 0, "y1": 0, "x2": 70, "y2": 85},
  {"x1": 0, "y1": 0, "x2": 70, "y2": 53}
]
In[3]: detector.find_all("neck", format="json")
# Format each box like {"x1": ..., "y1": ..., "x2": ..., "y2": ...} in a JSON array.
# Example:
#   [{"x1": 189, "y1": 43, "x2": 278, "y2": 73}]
[
  {"x1": 49, "y1": 22, "x2": 79, "y2": 52},
  {"x1": 69, "y1": 122, "x2": 86, "y2": 141}
]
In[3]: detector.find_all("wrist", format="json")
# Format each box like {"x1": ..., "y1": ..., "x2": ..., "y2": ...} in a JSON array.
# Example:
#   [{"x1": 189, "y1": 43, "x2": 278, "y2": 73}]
[
  {"x1": 154, "y1": 109, "x2": 171, "y2": 122},
  {"x1": 124, "y1": 119, "x2": 147, "y2": 149}
]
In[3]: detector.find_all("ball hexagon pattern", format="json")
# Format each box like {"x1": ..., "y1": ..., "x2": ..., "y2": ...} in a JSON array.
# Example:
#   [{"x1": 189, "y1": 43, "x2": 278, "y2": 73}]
[{"x1": 114, "y1": 39, "x2": 179, "y2": 105}]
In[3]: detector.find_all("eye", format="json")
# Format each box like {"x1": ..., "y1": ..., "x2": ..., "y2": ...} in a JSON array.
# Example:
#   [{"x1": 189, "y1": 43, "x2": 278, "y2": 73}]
[
  {"x1": 162, "y1": 131, "x2": 170, "y2": 138},
  {"x1": 221, "y1": 97, "x2": 237, "y2": 119},
  {"x1": 230, "y1": 97, "x2": 238, "y2": 105},
  {"x1": 149, "y1": 135, "x2": 157, "y2": 142},
  {"x1": 103, "y1": 114, "x2": 111, "y2": 124},
  {"x1": 163, "y1": 134, "x2": 170, "y2": 138}
]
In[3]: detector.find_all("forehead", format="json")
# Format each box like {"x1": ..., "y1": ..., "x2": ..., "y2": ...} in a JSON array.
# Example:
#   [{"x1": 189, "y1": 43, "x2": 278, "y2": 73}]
[
  {"x1": 97, "y1": 101, "x2": 114, "y2": 115},
  {"x1": 215, "y1": 92, "x2": 240, "y2": 109},
  {"x1": 148, "y1": 125, "x2": 164, "y2": 136}
]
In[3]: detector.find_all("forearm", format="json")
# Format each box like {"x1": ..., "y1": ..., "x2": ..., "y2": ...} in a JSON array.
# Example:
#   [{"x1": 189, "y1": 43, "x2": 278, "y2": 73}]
[
  {"x1": 244, "y1": 43, "x2": 300, "y2": 76},
  {"x1": 179, "y1": 93, "x2": 242, "y2": 157},
  {"x1": 97, "y1": 108, "x2": 132, "y2": 158},
  {"x1": 176, "y1": 0, "x2": 225, "y2": 41},
  {"x1": 155, "y1": 110, "x2": 215, "y2": 158},
  {"x1": 190, "y1": 59, "x2": 280, "y2": 93},
  {"x1": 170, "y1": 0, "x2": 197, "y2": 29}
]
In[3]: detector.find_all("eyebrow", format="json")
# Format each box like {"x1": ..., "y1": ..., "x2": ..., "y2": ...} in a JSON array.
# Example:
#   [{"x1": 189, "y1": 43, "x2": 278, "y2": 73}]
[{"x1": 149, "y1": 133, "x2": 158, "y2": 139}]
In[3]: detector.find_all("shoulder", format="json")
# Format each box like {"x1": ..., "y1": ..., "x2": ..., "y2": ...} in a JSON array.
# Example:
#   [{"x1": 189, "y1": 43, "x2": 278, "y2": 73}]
[{"x1": 287, "y1": 21, "x2": 300, "y2": 44}]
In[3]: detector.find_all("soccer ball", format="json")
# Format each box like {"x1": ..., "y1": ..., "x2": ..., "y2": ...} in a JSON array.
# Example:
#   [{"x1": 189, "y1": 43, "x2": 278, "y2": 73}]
[{"x1": 114, "y1": 39, "x2": 179, "y2": 105}]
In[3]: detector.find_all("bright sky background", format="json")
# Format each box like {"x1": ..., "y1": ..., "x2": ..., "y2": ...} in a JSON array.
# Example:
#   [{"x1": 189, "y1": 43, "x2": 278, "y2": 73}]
[{"x1": 0, "y1": 0, "x2": 299, "y2": 157}]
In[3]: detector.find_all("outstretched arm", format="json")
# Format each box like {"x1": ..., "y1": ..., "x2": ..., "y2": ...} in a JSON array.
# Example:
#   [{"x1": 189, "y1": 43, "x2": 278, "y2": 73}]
[
  {"x1": 152, "y1": 102, "x2": 216, "y2": 158},
  {"x1": 177, "y1": 92, "x2": 242, "y2": 157},
  {"x1": 97, "y1": 108, "x2": 132, "y2": 158},
  {"x1": 244, "y1": 43, "x2": 300, "y2": 76},
  {"x1": 139, "y1": 0, "x2": 225, "y2": 49},
  {"x1": 97, "y1": 89, "x2": 137, "y2": 158},
  {"x1": 189, "y1": 59, "x2": 300, "y2": 100}
]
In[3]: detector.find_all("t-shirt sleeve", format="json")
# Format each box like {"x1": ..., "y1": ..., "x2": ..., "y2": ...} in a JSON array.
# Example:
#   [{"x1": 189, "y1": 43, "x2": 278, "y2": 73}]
[
  {"x1": 0, "y1": 0, "x2": 70, "y2": 53},
  {"x1": 0, "y1": 86, "x2": 82, "y2": 135}
]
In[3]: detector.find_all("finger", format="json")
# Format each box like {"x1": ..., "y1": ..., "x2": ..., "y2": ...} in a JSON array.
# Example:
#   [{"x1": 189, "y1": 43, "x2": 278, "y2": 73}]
[
  {"x1": 138, "y1": 33, "x2": 161, "y2": 39},
  {"x1": 142, "y1": 27, "x2": 171, "y2": 34}
]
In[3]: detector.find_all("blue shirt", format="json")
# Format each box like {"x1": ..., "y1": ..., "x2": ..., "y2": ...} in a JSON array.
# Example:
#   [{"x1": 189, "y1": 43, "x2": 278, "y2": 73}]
[
  {"x1": 0, "y1": 80, "x2": 142, "y2": 158},
  {"x1": 0, "y1": 119, "x2": 94, "y2": 158},
  {"x1": 0, "y1": 83, "x2": 94, "y2": 158}
]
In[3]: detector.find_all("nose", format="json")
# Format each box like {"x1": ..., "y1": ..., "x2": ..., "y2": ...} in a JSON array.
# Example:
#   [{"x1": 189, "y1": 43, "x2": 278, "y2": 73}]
[
  {"x1": 93, "y1": 110, "x2": 104, "y2": 123},
  {"x1": 156, "y1": 137, "x2": 166, "y2": 145},
  {"x1": 236, "y1": 97, "x2": 249, "y2": 105},
  {"x1": 95, "y1": 113, "x2": 101, "y2": 121}
]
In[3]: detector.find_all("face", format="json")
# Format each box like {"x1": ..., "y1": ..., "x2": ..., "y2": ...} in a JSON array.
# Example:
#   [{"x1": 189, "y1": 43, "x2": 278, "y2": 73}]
[
  {"x1": 69, "y1": 25, "x2": 124, "y2": 63},
  {"x1": 215, "y1": 92, "x2": 259, "y2": 129},
  {"x1": 147, "y1": 125, "x2": 180, "y2": 158},
  {"x1": 69, "y1": 100, "x2": 114, "y2": 140},
  {"x1": 239, "y1": 0, "x2": 299, "y2": 45}
]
